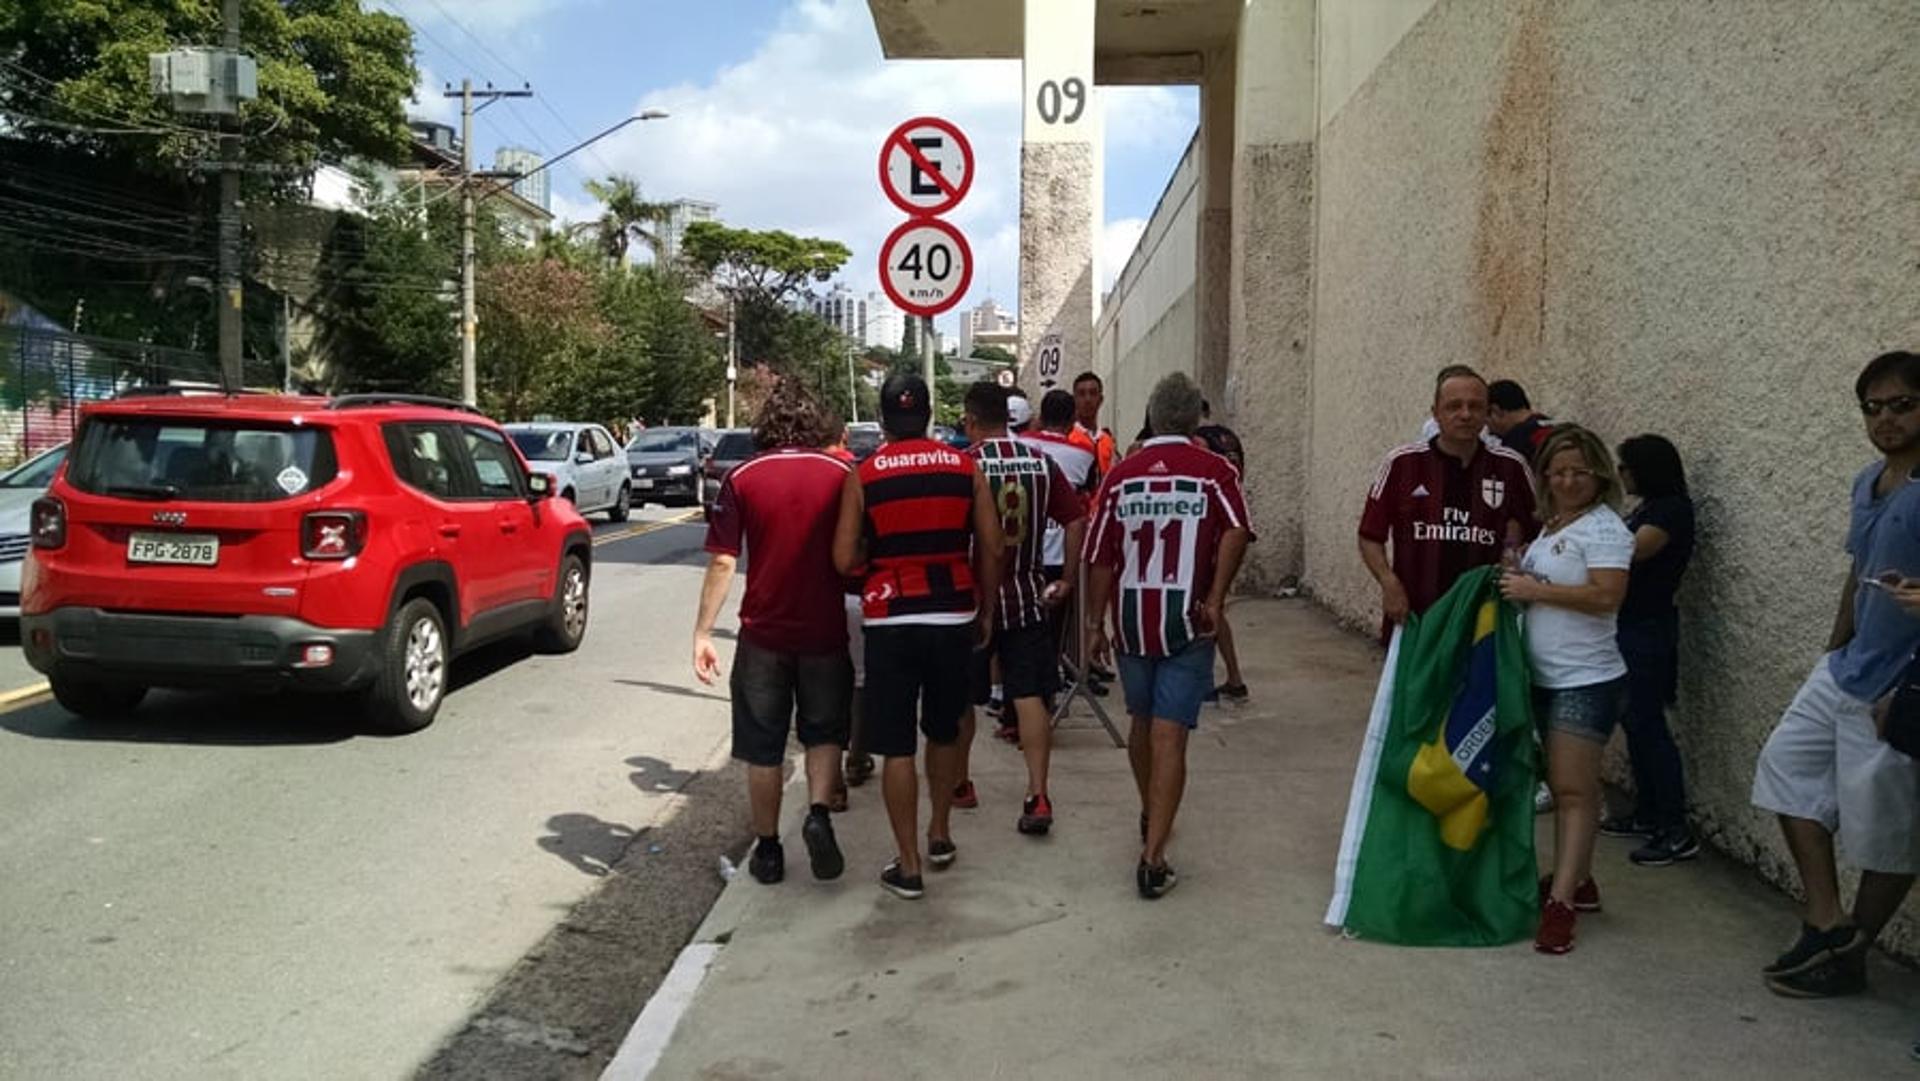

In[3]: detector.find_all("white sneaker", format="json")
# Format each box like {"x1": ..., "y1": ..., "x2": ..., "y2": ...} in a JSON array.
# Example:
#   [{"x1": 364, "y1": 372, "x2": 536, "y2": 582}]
[{"x1": 1534, "y1": 782, "x2": 1555, "y2": 815}]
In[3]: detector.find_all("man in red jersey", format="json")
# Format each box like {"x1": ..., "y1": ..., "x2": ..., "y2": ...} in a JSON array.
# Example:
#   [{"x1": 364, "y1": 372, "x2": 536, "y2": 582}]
[
  {"x1": 695, "y1": 382, "x2": 854, "y2": 886},
  {"x1": 1086, "y1": 372, "x2": 1252, "y2": 900},
  {"x1": 834, "y1": 374, "x2": 1003, "y2": 900},
  {"x1": 1359, "y1": 365, "x2": 1537, "y2": 637},
  {"x1": 959, "y1": 381, "x2": 1086, "y2": 836}
]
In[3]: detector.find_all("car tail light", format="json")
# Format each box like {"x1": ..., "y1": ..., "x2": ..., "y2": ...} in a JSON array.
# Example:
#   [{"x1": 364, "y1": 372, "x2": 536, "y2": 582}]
[
  {"x1": 294, "y1": 643, "x2": 335, "y2": 668},
  {"x1": 302, "y1": 511, "x2": 365, "y2": 560},
  {"x1": 30, "y1": 497, "x2": 65, "y2": 550}
]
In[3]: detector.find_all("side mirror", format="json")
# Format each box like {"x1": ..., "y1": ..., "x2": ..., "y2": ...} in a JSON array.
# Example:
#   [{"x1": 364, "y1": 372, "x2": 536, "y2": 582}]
[{"x1": 526, "y1": 472, "x2": 554, "y2": 500}]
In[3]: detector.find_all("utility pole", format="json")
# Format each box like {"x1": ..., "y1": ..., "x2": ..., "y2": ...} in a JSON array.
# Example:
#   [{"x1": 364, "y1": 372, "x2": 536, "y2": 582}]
[
  {"x1": 726, "y1": 296, "x2": 737, "y2": 429},
  {"x1": 446, "y1": 80, "x2": 533, "y2": 407},
  {"x1": 216, "y1": 0, "x2": 243, "y2": 389}
]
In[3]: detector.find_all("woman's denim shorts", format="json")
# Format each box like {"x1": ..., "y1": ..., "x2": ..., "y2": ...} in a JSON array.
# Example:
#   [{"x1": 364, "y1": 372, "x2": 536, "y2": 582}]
[{"x1": 1532, "y1": 676, "x2": 1627, "y2": 744}]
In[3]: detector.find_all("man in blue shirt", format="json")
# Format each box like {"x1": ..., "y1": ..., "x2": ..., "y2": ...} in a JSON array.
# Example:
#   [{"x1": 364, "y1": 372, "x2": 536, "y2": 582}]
[{"x1": 1752, "y1": 350, "x2": 1920, "y2": 998}]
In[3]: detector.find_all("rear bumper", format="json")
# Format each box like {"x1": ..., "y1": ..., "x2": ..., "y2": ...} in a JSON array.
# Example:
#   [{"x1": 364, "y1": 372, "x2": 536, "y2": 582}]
[
  {"x1": 21, "y1": 607, "x2": 381, "y2": 692},
  {"x1": 631, "y1": 472, "x2": 699, "y2": 499}
]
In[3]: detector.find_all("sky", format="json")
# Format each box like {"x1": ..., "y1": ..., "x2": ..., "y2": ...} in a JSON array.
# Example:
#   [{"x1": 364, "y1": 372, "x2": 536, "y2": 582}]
[{"x1": 376, "y1": 0, "x2": 1198, "y2": 339}]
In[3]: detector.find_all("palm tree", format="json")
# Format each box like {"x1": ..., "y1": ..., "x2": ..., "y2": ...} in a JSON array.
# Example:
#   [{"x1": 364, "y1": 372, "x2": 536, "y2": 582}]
[{"x1": 576, "y1": 174, "x2": 674, "y2": 267}]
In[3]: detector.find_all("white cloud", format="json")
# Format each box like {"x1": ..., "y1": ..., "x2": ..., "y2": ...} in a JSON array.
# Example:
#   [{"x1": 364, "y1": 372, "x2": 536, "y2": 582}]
[
  {"x1": 408, "y1": 63, "x2": 457, "y2": 125},
  {"x1": 1103, "y1": 86, "x2": 1197, "y2": 153},
  {"x1": 1101, "y1": 217, "x2": 1148, "y2": 294}
]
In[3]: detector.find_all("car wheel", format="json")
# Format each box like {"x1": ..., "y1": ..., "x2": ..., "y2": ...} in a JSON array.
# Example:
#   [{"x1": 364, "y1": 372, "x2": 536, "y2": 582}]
[
  {"x1": 607, "y1": 484, "x2": 631, "y2": 523},
  {"x1": 534, "y1": 553, "x2": 589, "y2": 654},
  {"x1": 363, "y1": 598, "x2": 447, "y2": 735},
  {"x1": 51, "y1": 674, "x2": 146, "y2": 719},
  {"x1": 561, "y1": 487, "x2": 577, "y2": 506}
]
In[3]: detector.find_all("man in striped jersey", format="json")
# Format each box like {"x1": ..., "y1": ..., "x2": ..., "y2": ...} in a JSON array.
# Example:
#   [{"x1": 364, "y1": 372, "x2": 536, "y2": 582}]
[
  {"x1": 962, "y1": 381, "x2": 1087, "y2": 836},
  {"x1": 834, "y1": 375, "x2": 1004, "y2": 900},
  {"x1": 1086, "y1": 372, "x2": 1252, "y2": 899}
]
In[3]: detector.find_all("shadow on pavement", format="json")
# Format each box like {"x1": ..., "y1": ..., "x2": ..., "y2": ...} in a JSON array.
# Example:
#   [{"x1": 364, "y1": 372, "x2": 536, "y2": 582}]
[
  {"x1": 614, "y1": 678, "x2": 729, "y2": 704},
  {"x1": 627, "y1": 755, "x2": 697, "y2": 793},
  {"x1": 537, "y1": 814, "x2": 645, "y2": 878}
]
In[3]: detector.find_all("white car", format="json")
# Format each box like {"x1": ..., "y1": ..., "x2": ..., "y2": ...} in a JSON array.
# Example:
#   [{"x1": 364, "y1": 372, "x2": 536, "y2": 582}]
[
  {"x1": 504, "y1": 423, "x2": 632, "y2": 522},
  {"x1": 0, "y1": 443, "x2": 68, "y2": 617}
]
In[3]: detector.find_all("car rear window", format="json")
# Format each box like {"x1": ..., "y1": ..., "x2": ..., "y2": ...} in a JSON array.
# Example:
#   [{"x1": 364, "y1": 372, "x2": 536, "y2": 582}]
[
  {"x1": 510, "y1": 429, "x2": 574, "y2": 461},
  {"x1": 712, "y1": 432, "x2": 757, "y2": 460},
  {"x1": 67, "y1": 417, "x2": 339, "y2": 502},
  {"x1": 629, "y1": 429, "x2": 696, "y2": 453}
]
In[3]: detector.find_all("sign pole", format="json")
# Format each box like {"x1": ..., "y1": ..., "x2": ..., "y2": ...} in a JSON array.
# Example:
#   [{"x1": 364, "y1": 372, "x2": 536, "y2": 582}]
[{"x1": 922, "y1": 315, "x2": 935, "y2": 417}]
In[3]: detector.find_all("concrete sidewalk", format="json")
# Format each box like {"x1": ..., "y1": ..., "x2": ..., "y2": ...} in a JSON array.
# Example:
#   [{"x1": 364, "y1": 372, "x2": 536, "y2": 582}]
[{"x1": 624, "y1": 599, "x2": 1920, "y2": 1080}]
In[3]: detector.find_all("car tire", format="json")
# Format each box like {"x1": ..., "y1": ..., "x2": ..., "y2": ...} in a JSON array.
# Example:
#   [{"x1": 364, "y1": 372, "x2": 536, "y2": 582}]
[
  {"x1": 362, "y1": 598, "x2": 448, "y2": 735},
  {"x1": 51, "y1": 674, "x2": 146, "y2": 719},
  {"x1": 534, "y1": 553, "x2": 589, "y2": 654},
  {"x1": 607, "y1": 484, "x2": 631, "y2": 523}
]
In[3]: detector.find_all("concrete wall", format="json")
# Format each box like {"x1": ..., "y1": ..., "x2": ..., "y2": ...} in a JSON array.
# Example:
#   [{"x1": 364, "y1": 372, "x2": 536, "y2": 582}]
[
  {"x1": 1304, "y1": 0, "x2": 1920, "y2": 944},
  {"x1": 1093, "y1": 135, "x2": 1201, "y2": 447}
]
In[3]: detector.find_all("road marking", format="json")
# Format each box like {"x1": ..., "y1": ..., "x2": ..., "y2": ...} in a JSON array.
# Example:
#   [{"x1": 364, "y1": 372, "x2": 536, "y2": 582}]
[
  {"x1": 0, "y1": 681, "x2": 51, "y2": 713},
  {"x1": 592, "y1": 510, "x2": 702, "y2": 548}
]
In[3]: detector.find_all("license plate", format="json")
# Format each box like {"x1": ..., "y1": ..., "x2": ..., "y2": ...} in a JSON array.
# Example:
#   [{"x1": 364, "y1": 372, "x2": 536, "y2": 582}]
[
  {"x1": 634, "y1": 478, "x2": 654, "y2": 490},
  {"x1": 128, "y1": 532, "x2": 219, "y2": 566}
]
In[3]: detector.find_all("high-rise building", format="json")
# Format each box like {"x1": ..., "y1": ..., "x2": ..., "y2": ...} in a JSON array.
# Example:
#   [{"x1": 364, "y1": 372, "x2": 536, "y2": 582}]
[
  {"x1": 865, "y1": 291, "x2": 905, "y2": 351},
  {"x1": 957, "y1": 297, "x2": 1018, "y2": 358},
  {"x1": 494, "y1": 146, "x2": 549, "y2": 213},
  {"x1": 812, "y1": 282, "x2": 867, "y2": 342},
  {"x1": 660, "y1": 198, "x2": 719, "y2": 264}
]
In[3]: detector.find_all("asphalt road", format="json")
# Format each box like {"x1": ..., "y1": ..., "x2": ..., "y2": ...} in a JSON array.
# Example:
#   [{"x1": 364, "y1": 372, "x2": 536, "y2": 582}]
[{"x1": 0, "y1": 505, "x2": 753, "y2": 1080}]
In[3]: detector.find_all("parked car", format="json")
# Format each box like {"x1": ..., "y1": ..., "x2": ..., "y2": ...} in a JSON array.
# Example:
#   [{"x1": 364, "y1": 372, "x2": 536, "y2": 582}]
[
  {"x1": 845, "y1": 422, "x2": 882, "y2": 462},
  {"x1": 22, "y1": 391, "x2": 593, "y2": 733},
  {"x1": 626, "y1": 426, "x2": 714, "y2": 507},
  {"x1": 701, "y1": 428, "x2": 757, "y2": 511},
  {"x1": 932, "y1": 424, "x2": 971, "y2": 451},
  {"x1": 0, "y1": 443, "x2": 69, "y2": 618},
  {"x1": 504, "y1": 422, "x2": 631, "y2": 522}
]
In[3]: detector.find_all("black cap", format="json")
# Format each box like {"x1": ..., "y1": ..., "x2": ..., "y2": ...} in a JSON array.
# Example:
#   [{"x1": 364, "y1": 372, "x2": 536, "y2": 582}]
[{"x1": 881, "y1": 373, "x2": 931, "y2": 423}]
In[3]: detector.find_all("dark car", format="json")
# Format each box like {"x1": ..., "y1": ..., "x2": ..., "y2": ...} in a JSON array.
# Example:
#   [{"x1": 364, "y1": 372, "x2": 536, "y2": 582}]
[
  {"x1": 625, "y1": 426, "x2": 713, "y2": 507},
  {"x1": 701, "y1": 429, "x2": 757, "y2": 513},
  {"x1": 845, "y1": 423, "x2": 882, "y2": 462}
]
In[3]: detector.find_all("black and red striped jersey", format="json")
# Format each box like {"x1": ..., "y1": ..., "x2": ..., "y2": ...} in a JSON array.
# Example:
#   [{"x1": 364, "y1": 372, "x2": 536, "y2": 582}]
[
  {"x1": 1084, "y1": 437, "x2": 1251, "y2": 657},
  {"x1": 971, "y1": 437, "x2": 1086, "y2": 630},
  {"x1": 856, "y1": 438, "x2": 979, "y2": 625}
]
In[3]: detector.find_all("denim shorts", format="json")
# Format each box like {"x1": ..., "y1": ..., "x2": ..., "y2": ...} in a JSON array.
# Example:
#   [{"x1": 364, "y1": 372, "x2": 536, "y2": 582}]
[
  {"x1": 1117, "y1": 639, "x2": 1217, "y2": 729},
  {"x1": 1533, "y1": 677, "x2": 1627, "y2": 744}
]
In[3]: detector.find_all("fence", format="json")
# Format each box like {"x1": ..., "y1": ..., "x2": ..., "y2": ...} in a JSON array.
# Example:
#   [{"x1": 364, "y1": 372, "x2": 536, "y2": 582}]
[{"x1": 0, "y1": 326, "x2": 277, "y2": 467}]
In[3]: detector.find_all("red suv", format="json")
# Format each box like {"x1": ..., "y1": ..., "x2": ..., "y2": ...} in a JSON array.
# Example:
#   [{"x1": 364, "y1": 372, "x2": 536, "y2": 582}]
[{"x1": 21, "y1": 392, "x2": 594, "y2": 733}]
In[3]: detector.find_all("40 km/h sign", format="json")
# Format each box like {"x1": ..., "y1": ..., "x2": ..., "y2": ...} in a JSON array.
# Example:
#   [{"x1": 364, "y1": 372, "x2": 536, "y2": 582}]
[
  {"x1": 879, "y1": 116, "x2": 974, "y2": 217},
  {"x1": 879, "y1": 217, "x2": 973, "y2": 318}
]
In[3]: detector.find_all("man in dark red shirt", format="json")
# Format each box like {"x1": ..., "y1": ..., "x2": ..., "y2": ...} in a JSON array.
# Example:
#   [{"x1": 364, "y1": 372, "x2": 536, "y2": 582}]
[
  {"x1": 834, "y1": 374, "x2": 1003, "y2": 900},
  {"x1": 961, "y1": 381, "x2": 1086, "y2": 837},
  {"x1": 1359, "y1": 365, "x2": 1537, "y2": 635},
  {"x1": 695, "y1": 382, "x2": 853, "y2": 887},
  {"x1": 1086, "y1": 372, "x2": 1252, "y2": 900}
]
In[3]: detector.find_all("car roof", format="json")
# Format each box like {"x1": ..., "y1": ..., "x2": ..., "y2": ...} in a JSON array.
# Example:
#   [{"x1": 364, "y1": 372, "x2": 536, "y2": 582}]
[
  {"x1": 505, "y1": 422, "x2": 594, "y2": 432},
  {"x1": 82, "y1": 392, "x2": 497, "y2": 426}
]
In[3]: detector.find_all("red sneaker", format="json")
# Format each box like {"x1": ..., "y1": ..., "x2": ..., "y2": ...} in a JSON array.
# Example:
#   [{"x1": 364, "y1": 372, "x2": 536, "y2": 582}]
[
  {"x1": 1538, "y1": 874, "x2": 1602, "y2": 913},
  {"x1": 952, "y1": 780, "x2": 979, "y2": 809},
  {"x1": 993, "y1": 723, "x2": 1020, "y2": 744},
  {"x1": 1018, "y1": 794, "x2": 1054, "y2": 835},
  {"x1": 1536, "y1": 897, "x2": 1577, "y2": 954}
]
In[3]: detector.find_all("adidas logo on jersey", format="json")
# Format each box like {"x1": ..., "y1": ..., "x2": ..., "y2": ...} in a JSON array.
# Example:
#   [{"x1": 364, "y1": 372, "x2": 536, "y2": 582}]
[
  {"x1": 1411, "y1": 484, "x2": 1430, "y2": 498},
  {"x1": 1149, "y1": 462, "x2": 1170, "y2": 474}
]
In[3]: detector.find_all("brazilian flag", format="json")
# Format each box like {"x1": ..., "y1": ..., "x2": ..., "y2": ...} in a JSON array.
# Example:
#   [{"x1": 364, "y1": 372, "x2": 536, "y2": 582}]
[{"x1": 1324, "y1": 566, "x2": 1539, "y2": 946}]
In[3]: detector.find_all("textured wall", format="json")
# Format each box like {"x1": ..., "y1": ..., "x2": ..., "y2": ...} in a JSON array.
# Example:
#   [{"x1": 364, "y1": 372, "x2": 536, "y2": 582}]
[
  {"x1": 1018, "y1": 143, "x2": 1098, "y2": 392},
  {"x1": 1304, "y1": 0, "x2": 1920, "y2": 942},
  {"x1": 1094, "y1": 138, "x2": 1200, "y2": 443}
]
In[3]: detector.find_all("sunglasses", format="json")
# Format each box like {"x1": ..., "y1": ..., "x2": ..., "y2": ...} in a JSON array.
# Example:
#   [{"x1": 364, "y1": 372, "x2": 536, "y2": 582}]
[{"x1": 1860, "y1": 395, "x2": 1920, "y2": 417}]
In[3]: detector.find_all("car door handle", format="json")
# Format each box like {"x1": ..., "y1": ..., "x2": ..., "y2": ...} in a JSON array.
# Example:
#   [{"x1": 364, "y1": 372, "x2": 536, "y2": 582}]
[
  {"x1": 498, "y1": 520, "x2": 519, "y2": 534},
  {"x1": 438, "y1": 524, "x2": 462, "y2": 538}
]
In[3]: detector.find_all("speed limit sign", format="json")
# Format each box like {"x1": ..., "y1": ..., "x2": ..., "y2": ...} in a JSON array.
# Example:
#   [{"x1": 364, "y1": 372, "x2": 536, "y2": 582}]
[{"x1": 879, "y1": 217, "x2": 972, "y2": 318}]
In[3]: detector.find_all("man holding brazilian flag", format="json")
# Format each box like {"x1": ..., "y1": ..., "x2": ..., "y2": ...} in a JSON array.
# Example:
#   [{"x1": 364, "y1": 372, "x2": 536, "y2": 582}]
[{"x1": 1325, "y1": 566, "x2": 1540, "y2": 946}]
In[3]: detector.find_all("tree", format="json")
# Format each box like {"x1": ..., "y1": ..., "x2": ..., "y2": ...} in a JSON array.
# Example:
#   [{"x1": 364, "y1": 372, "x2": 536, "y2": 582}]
[
  {"x1": 0, "y1": 1, "x2": 416, "y2": 183},
  {"x1": 970, "y1": 343, "x2": 1015, "y2": 364},
  {"x1": 678, "y1": 221, "x2": 849, "y2": 310},
  {"x1": 475, "y1": 256, "x2": 609, "y2": 421},
  {"x1": 576, "y1": 174, "x2": 673, "y2": 266}
]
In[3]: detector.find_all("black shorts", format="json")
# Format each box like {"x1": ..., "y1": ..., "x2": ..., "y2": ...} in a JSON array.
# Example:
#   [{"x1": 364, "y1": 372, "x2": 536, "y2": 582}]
[
  {"x1": 729, "y1": 638, "x2": 853, "y2": 767},
  {"x1": 863, "y1": 623, "x2": 974, "y2": 757},
  {"x1": 970, "y1": 619, "x2": 1060, "y2": 705}
]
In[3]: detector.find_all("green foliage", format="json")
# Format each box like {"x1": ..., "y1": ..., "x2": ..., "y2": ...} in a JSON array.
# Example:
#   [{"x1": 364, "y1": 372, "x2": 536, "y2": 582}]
[
  {"x1": 970, "y1": 343, "x2": 1015, "y2": 364},
  {"x1": 575, "y1": 174, "x2": 672, "y2": 266},
  {"x1": 678, "y1": 220, "x2": 849, "y2": 311}
]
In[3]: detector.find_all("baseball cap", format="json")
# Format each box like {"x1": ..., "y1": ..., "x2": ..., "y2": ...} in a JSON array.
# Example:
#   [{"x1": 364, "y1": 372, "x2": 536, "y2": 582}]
[
  {"x1": 880, "y1": 373, "x2": 931, "y2": 423},
  {"x1": 1007, "y1": 394, "x2": 1033, "y2": 430}
]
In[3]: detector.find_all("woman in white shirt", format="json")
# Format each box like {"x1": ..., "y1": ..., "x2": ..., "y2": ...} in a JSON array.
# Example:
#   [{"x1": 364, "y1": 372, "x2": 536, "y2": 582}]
[{"x1": 1499, "y1": 426, "x2": 1635, "y2": 955}]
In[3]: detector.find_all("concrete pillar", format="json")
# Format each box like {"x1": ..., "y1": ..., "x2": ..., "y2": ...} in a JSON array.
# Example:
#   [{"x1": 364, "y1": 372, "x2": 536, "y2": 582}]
[
  {"x1": 1195, "y1": 46, "x2": 1236, "y2": 405},
  {"x1": 1227, "y1": 0, "x2": 1316, "y2": 589},
  {"x1": 1017, "y1": 0, "x2": 1101, "y2": 395}
]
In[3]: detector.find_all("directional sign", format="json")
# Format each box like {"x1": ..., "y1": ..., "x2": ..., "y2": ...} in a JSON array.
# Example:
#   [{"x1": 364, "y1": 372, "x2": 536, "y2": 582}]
[
  {"x1": 879, "y1": 117, "x2": 974, "y2": 217},
  {"x1": 1033, "y1": 331, "x2": 1064, "y2": 388},
  {"x1": 879, "y1": 217, "x2": 973, "y2": 318}
]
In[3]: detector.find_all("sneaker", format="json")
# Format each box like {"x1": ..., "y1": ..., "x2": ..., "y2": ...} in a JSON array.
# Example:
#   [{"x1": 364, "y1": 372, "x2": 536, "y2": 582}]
[
  {"x1": 1083, "y1": 677, "x2": 1109, "y2": 698},
  {"x1": 1018, "y1": 794, "x2": 1054, "y2": 836},
  {"x1": 993, "y1": 723, "x2": 1020, "y2": 745},
  {"x1": 1763, "y1": 923, "x2": 1862, "y2": 978},
  {"x1": 801, "y1": 811, "x2": 844, "y2": 881},
  {"x1": 1598, "y1": 814, "x2": 1654, "y2": 839},
  {"x1": 844, "y1": 752, "x2": 875, "y2": 788},
  {"x1": 1538, "y1": 874, "x2": 1602, "y2": 913},
  {"x1": 880, "y1": 860, "x2": 925, "y2": 899},
  {"x1": 927, "y1": 837, "x2": 958, "y2": 869},
  {"x1": 748, "y1": 838, "x2": 784, "y2": 885},
  {"x1": 1534, "y1": 782, "x2": 1555, "y2": 815},
  {"x1": 1215, "y1": 682, "x2": 1249, "y2": 704},
  {"x1": 1766, "y1": 940, "x2": 1868, "y2": 998},
  {"x1": 1629, "y1": 828, "x2": 1700, "y2": 867},
  {"x1": 1090, "y1": 663, "x2": 1116, "y2": 682},
  {"x1": 1137, "y1": 859, "x2": 1178, "y2": 899},
  {"x1": 984, "y1": 697, "x2": 1005, "y2": 720},
  {"x1": 1535, "y1": 897, "x2": 1577, "y2": 954},
  {"x1": 952, "y1": 780, "x2": 979, "y2": 809}
]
